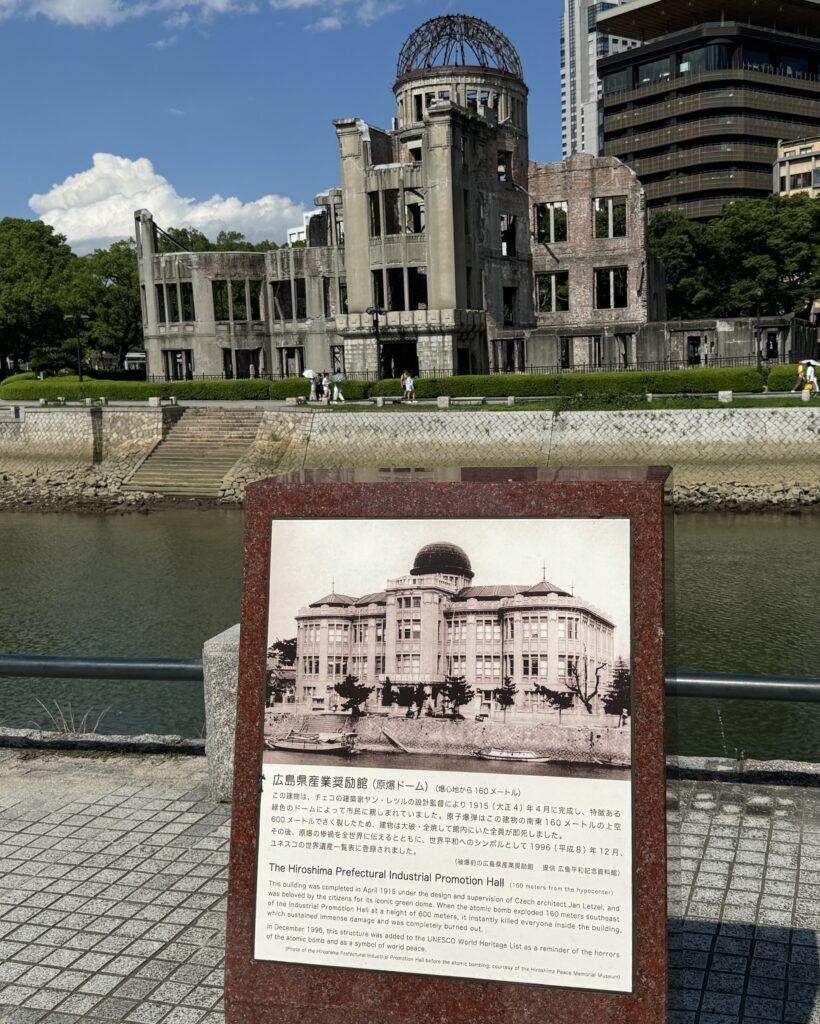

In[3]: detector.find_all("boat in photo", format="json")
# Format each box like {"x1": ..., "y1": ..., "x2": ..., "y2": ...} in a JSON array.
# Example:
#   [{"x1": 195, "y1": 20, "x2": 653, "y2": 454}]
[
  {"x1": 266, "y1": 730, "x2": 356, "y2": 754},
  {"x1": 474, "y1": 747, "x2": 551, "y2": 763}
]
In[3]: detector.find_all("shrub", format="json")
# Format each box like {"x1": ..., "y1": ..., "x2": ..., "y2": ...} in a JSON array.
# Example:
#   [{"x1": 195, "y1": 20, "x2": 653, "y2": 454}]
[
  {"x1": 766, "y1": 364, "x2": 802, "y2": 393},
  {"x1": 369, "y1": 366, "x2": 764, "y2": 400},
  {"x1": 0, "y1": 371, "x2": 37, "y2": 386}
]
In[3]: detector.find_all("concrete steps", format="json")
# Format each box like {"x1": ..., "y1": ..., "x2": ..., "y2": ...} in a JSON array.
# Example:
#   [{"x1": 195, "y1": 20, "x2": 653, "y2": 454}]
[{"x1": 122, "y1": 409, "x2": 263, "y2": 496}]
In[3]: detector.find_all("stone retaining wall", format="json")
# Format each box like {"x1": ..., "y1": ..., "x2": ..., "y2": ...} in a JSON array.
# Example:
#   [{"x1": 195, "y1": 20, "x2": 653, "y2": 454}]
[{"x1": 0, "y1": 406, "x2": 171, "y2": 471}]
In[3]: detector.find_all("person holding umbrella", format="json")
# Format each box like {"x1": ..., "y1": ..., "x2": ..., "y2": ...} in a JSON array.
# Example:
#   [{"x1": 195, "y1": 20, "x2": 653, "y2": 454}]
[
  {"x1": 302, "y1": 369, "x2": 318, "y2": 401},
  {"x1": 332, "y1": 372, "x2": 345, "y2": 403},
  {"x1": 806, "y1": 360, "x2": 819, "y2": 396},
  {"x1": 321, "y1": 371, "x2": 330, "y2": 403}
]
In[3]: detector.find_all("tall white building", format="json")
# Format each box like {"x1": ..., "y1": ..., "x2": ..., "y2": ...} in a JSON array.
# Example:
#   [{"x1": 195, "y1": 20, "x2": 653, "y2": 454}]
[{"x1": 560, "y1": 0, "x2": 638, "y2": 158}]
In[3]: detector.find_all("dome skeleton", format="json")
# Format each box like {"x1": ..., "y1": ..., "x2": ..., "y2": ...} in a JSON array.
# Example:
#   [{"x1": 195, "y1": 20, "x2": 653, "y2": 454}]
[{"x1": 396, "y1": 14, "x2": 524, "y2": 81}]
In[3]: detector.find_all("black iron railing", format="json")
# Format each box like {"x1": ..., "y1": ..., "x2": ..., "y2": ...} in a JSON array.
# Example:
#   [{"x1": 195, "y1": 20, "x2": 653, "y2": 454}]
[{"x1": 0, "y1": 655, "x2": 819, "y2": 702}]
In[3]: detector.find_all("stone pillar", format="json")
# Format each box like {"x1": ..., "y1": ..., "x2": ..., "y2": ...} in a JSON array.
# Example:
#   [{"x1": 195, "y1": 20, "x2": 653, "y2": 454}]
[{"x1": 202, "y1": 623, "x2": 241, "y2": 803}]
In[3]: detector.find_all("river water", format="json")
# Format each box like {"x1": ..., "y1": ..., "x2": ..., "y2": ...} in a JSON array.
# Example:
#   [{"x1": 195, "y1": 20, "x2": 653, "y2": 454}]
[{"x1": 0, "y1": 509, "x2": 818, "y2": 759}]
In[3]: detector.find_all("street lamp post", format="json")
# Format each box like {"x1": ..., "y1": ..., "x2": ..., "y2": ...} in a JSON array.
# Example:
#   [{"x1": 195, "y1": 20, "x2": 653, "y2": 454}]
[
  {"x1": 64, "y1": 314, "x2": 90, "y2": 382},
  {"x1": 755, "y1": 288, "x2": 763, "y2": 374},
  {"x1": 365, "y1": 305, "x2": 386, "y2": 375}
]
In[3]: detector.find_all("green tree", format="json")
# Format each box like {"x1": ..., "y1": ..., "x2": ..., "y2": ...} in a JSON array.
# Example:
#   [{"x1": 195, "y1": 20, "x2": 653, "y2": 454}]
[
  {"x1": 602, "y1": 657, "x2": 631, "y2": 722},
  {"x1": 648, "y1": 211, "x2": 721, "y2": 319},
  {"x1": 0, "y1": 218, "x2": 75, "y2": 378},
  {"x1": 440, "y1": 674, "x2": 475, "y2": 719},
  {"x1": 493, "y1": 675, "x2": 517, "y2": 720},
  {"x1": 333, "y1": 674, "x2": 374, "y2": 717},
  {"x1": 267, "y1": 637, "x2": 297, "y2": 665}
]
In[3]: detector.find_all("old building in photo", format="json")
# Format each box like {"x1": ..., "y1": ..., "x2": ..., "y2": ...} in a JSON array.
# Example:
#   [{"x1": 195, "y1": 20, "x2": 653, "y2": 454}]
[{"x1": 292, "y1": 541, "x2": 616, "y2": 720}]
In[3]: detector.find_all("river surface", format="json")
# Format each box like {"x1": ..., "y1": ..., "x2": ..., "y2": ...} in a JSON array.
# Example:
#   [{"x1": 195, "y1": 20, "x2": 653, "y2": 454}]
[{"x1": 0, "y1": 509, "x2": 818, "y2": 759}]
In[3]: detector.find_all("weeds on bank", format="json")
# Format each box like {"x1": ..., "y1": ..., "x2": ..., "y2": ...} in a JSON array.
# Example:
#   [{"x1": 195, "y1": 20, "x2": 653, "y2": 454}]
[{"x1": 32, "y1": 698, "x2": 111, "y2": 737}]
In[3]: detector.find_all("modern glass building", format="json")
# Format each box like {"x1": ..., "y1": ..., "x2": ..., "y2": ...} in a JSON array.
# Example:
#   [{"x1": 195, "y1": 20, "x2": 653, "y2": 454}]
[{"x1": 597, "y1": 0, "x2": 820, "y2": 218}]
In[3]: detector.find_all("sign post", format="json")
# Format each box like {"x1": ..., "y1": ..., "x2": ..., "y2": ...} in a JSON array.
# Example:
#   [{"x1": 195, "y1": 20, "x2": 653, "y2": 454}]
[{"x1": 226, "y1": 466, "x2": 670, "y2": 1024}]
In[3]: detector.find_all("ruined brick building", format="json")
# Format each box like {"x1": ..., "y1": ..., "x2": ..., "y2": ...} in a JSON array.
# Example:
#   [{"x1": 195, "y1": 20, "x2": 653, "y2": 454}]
[{"x1": 134, "y1": 13, "x2": 798, "y2": 382}]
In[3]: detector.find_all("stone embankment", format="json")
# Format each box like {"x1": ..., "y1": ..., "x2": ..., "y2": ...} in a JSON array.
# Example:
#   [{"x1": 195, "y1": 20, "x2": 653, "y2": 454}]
[{"x1": 2, "y1": 404, "x2": 820, "y2": 512}]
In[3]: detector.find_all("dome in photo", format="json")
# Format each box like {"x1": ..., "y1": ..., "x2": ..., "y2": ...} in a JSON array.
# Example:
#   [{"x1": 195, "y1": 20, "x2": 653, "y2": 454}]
[
  {"x1": 410, "y1": 542, "x2": 474, "y2": 579},
  {"x1": 396, "y1": 14, "x2": 524, "y2": 81}
]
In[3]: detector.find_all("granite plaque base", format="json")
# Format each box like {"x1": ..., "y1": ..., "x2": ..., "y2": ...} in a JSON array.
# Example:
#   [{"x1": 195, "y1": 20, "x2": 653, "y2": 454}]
[{"x1": 226, "y1": 466, "x2": 670, "y2": 1024}]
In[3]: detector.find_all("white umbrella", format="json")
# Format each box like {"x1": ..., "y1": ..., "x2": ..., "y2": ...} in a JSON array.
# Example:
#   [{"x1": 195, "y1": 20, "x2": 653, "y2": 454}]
[
  {"x1": 332, "y1": 372, "x2": 345, "y2": 382},
  {"x1": 302, "y1": 369, "x2": 318, "y2": 378},
  {"x1": 799, "y1": 359, "x2": 820, "y2": 367}
]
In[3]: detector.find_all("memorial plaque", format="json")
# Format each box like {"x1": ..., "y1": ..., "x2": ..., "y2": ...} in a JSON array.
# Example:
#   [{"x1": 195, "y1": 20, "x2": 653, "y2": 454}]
[{"x1": 226, "y1": 467, "x2": 669, "y2": 1024}]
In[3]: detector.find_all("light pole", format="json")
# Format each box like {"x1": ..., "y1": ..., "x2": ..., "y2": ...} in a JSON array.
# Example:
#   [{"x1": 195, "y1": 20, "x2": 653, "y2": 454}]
[
  {"x1": 64, "y1": 314, "x2": 90, "y2": 381},
  {"x1": 755, "y1": 287, "x2": 763, "y2": 373},
  {"x1": 365, "y1": 305, "x2": 386, "y2": 375}
]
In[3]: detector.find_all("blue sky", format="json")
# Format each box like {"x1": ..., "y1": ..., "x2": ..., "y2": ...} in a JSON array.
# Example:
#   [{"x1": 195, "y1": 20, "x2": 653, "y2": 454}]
[{"x1": 0, "y1": 1, "x2": 563, "y2": 251}]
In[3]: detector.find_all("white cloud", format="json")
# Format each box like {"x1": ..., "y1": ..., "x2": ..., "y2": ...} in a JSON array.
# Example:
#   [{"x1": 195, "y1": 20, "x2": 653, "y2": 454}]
[
  {"x1": 0, "y1": 0, "x2": 251, "y2": 25},
  {"x1": 272, "y1": 0, "x2": 400, "y2": 27},
  {"x1": 167, "y1": 106, "x2": 185, "y2": 115},
  {"x1": 150, "y1": 32, "x2": 176, "y2": 44},
  {"x1": 305, "y1": 12, "x2": 339, "y2": 30},
  {"x1": 29, "y1": 153, "x2": 306, "y2": 252}
]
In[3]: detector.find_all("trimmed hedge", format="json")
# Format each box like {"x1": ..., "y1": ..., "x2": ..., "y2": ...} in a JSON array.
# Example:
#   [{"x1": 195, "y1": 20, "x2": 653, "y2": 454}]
[
  {"x1": 0, "y1": 371, "x2": 36, "y2": 385},
  {"x1": 369, "y1": 366, "x2": 765, "y2": 400},
  {"x1": 0, "y1": 375, "x2": 371, "y2": 402},
  {"x1": 767, "y1": 364, "x2": 804, "y2": 393}
]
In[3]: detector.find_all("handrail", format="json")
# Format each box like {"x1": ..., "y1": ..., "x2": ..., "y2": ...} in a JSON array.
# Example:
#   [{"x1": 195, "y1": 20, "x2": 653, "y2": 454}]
[
  {"x1": 0, "y1": 656, "x2": 819, "y2": 701},
  {"x1": 0, "y1": 654, "x2": 203, "y2": 682}
]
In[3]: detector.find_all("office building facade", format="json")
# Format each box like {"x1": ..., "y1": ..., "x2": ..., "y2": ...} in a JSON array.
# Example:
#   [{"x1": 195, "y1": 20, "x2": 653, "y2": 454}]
[{"x1": 597, "y1": 0, "x2": 820, "y2": 218}]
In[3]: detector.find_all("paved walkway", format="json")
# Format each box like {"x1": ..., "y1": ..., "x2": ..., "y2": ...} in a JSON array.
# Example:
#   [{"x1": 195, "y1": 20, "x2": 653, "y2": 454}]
[{"x1": 0, "y1": 751, "x2": 818, "y2": 1023}]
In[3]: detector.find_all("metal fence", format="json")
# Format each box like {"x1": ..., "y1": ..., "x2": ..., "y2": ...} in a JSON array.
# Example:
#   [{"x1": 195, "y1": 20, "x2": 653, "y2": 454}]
[
  {"x1": 1, "y1": 655, "x2": 818, "y2": 703},
  {"x1": 144, "y1": 354, "x2": 780, "y2": 385}
]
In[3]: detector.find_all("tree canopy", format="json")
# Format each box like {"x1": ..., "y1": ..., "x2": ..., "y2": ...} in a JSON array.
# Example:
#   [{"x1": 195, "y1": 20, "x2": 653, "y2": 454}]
[{"x1": 649, "y1": 195, "x2": 820, "y2": 320}]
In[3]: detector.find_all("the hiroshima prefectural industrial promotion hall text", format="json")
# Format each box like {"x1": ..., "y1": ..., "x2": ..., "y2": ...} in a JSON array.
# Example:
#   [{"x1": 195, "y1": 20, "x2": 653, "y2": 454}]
[
  {"x1": 290, "y1": 542, "x2": 618, "y2": 720},
  {"x1": 135, "y1": 14, "x2": 677, "y2": 383}
]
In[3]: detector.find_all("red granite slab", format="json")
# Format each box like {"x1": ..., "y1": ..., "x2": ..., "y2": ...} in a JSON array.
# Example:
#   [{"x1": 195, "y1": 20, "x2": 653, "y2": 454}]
[{"x1": 226, "y1": 466, "x2": 670, "y2": 1024}]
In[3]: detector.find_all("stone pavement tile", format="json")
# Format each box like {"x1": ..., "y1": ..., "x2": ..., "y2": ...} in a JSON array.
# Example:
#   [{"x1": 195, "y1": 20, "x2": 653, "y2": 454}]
[
  {"x1": 0, "y1": 1008, "x2": 47, "y2": 1023},
  {"x1": 80, "y1": 973, "x2": 123, "y2": 995},
  {"x1": 0, "y1": 964, "x2": 29, "y2": 984},
  {"x1": 0, "y1": 985, "x2": 38, "y2": 1006},
  {"x1": 86, "y1": 995, "x2": 140, "y2": 1020},
  {"x1": 743, "y1": 995, "x2": 786, "y2": 1018},
  {"x1": 23, "y1": 987, "x2": 67, "y2": 1009},
  {"x1": 125, "y1": 1002, "x2": 175, "y2": 1023},
  {"x1": 752, "y1": 958, "x2": 788, "y2": 979},
  {"x1": 114, "y1": 978, "x2": 162, "y2": 1001},
  {"x1": 162, "y1": 1008, "x2": 208, "y2": 1024},
  {"x1": 705, "y1": 972, "x2": 744, "y2": 994}
]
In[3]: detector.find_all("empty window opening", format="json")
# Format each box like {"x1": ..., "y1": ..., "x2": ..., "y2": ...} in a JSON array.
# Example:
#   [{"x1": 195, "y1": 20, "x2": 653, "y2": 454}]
[
  {"x1": 322, "y1": 277, "x2": 332, "y2": 318},
  {"x1": 560, "y1": 337, "x2": 572, "y2": 369},
  {"x1": 500, "y1": 214, "x2": 517, "y2": 257},
  {"x1": 463, "y1": 189, "x2": 470, "y2": 235},
  {"x1": 163, "y1": 349, "x2": 192, "y2": 380},
  {"x1": 372, "y1": 270, "x2": 385, "y2": 310},
  {"x1": 230, "y1": 281, "x2": 247, "y2": 321},
  {"x1": 278, "y1": 346, "x2": 302, "y2": 377},
  {"x1": 595, "y1": 267, "x2": 628, "y2": 309},
  {"x1": 180, "y1": 282, "x2": 195, "y2": 321},
  {"x1": 338, "y1": 279, "x2": 349, "y2": 314},
  {"x1": 497, "y1": 150, "x2": 511, "y2": 183},
  {"x1": 594, "y1": 196, "x2": 627, "y2": 238},
  {"x1": 465, "y1": 266, "x2": 472, "y2": 307},
  {"x1": 466, "y1": 88, "x2": 478, "y2": 110},
  {"x1": 369, "y1": 191, "x2": 382, "y2": 237},
  {"x1": 387, "y1": 268, "x2": 404, "y2": 312},
  {"x1": 408, "y1": 267, "x2": 428, "y2": 310},
  {"x1": 480, "y1": 89, "x2": 490, "y2": 106},
  {"x1": 155, "y1": 284, "x2": 167, "y2": 323},
  {"x1": 331, "y1": 345, "x2": 345, "y2": 374},
  {"x1": 407, "y1": 142, "x2": 423, "y2": 163},
  {"x1": 249, "y1": 280, "x2": 262, "y2": 321},
  {"x1": 140, "y1": 285, "x2": 148, "y2": 325},
  {"x1": 270, "y1": 280, "x2": 292, "y2": 321},
  {"x1": 405, "y1": 190, "x2": 425, "y2": 233},
  {"x1": 535, "y1": 201, "x2": 568, "y2": 244},
  {"x1": 687, "y1": 336, "x2": 702, "y2": 366},
  {"x1": 425, "y1": 91, "x2": 436, "y2": 108},
  {"x1": 537, "y1": 272, "x2": 570, "y2": 313},
  {"x1": 384, "y1": 189, "x2": 401, "y2": 235},
  {"x1": 414, "y1": 94, "x2": 423, "y2": 120},
  {"x1": 295, "y1": 279, "x2": 307, "y2": 320},
  {"x1": 766, "y1": 331, "x2": 779, "y2": 359},
  {"x1": 502, "y1": 287, "x2": 517, "y2": 326},
  {"x1": 438, "y1": 90, "x2": 450, "y2": 101},
  {"x1": 166, "y1": 284, "x2": 180, "y2": 322},
  {"x1": 212, "y1": 280, "x2": 229, "y2": 321}
]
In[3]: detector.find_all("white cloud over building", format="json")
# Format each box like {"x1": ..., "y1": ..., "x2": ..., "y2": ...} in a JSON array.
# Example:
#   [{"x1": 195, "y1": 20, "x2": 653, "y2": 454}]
[{"x1": 29, "y1": 153, "x2": 306, "y2": 252}]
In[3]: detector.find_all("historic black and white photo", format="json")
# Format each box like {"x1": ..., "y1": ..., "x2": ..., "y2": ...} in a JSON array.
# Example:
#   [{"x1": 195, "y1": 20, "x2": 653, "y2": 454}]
[{"x1": 263, "y1": 518, "x2": 632, "y2": 778}]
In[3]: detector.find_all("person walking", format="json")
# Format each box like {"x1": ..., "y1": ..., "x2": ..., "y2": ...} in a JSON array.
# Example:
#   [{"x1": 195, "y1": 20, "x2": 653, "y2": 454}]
[
  {"x1": 405, "y1": 373, "x2": 416, "y2": 404},
  {"x1": 308, "y1": 375, "x2": 317, "y2": 402},
  {"x1": 332, "y1": 378, "x2": 345, "y2": 403},
  {"x1": 400, "y1": 369, "x2": 409, "y2": 401},
  {"x1": 806, "y1": 362, "x2": 819, "y2": 396},
  {"x1": 322, "y1": 372, "x2": 330, "y2": 403},
  {"x1": 793, "y1": 361, "x2": 807, "y2": 392}
]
